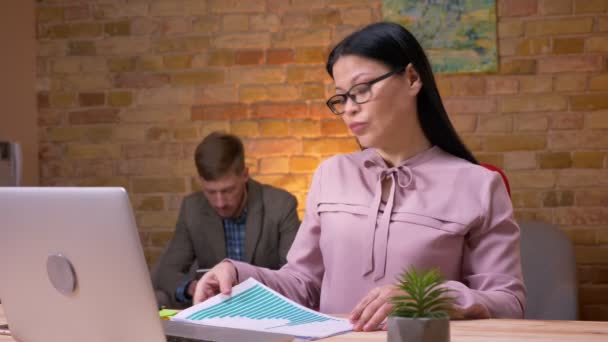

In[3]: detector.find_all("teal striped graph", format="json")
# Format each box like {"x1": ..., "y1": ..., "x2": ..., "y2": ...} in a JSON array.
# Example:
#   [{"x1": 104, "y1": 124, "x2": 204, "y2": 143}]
[{"x1": 186, "y1": 284, "x2": 337, "y2": 327}]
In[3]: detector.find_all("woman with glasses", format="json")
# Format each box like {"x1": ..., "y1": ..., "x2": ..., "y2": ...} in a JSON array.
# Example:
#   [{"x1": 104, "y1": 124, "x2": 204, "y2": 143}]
[{"x1": 193, "y1": 22, "x2": 526, "y2": 331}]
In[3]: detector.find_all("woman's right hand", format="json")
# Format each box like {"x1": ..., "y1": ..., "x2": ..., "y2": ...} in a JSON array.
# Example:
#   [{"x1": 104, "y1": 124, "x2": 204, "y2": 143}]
[{"x1": 192, "y1": 260, "x2": 238, "y2": 304}]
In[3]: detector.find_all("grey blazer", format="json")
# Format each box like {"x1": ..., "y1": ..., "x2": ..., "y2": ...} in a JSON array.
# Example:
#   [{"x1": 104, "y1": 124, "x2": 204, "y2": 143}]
[{"x1": 152, "y1": 179, "x2": 300, "y2": 307}]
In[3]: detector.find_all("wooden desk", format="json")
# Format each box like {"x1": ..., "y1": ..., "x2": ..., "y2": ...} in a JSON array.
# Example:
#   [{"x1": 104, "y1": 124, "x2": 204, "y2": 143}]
[{"x1": 2, "y1": 304, "x2": 608, "y2": 341}]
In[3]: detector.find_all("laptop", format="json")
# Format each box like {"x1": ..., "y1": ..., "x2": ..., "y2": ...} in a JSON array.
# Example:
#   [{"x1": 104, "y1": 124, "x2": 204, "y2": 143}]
[{"x1": 0, "y1": 187, "x2": 292, "y2": 342}]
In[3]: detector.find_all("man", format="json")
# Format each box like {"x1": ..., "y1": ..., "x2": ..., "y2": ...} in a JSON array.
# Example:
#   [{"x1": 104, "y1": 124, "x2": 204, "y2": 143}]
[{"x1": 152, "y1": 132, "x2": 300, "y2": 308}]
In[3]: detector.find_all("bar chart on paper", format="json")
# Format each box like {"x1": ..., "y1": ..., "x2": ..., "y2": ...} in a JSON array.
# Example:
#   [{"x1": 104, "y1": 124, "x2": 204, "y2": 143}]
[{"x1": 172, "y1": 278, "x2": 352, "y2": 339}]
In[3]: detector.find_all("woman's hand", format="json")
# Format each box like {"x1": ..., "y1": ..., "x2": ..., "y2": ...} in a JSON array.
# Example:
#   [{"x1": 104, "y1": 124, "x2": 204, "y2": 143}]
[
  {"x1": 192, "y1": 261, "x2": 238, "y2": 304},
  {"x1": 349, "y1": 284, "x2": 403, "y2": 331}
]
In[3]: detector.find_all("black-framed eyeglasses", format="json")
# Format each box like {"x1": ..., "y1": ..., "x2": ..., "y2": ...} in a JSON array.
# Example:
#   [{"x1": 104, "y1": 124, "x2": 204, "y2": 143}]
[{"x1": 325, "y1": 67, "x2": 405, "y2": 115}]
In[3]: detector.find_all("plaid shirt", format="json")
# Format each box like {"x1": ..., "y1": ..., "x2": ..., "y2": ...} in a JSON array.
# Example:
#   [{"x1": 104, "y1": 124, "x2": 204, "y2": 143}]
[
  {"x1": 174, "y1": 208, "x2": 248, "y2": 304},
  {"x1": 223, "y1": 208, "x2": 248, "y2": 262}
]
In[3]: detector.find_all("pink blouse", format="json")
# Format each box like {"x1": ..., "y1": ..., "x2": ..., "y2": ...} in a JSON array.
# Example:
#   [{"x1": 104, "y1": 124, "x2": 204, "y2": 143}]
[{"x1": 233, "y1": 146, "x2": 526, "y2": 318}]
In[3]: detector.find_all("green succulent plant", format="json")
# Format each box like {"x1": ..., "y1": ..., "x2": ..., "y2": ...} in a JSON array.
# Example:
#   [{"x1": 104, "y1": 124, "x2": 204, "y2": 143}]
[{"x1": 390, "y1": 267, "x2": 453, "y2": 319}]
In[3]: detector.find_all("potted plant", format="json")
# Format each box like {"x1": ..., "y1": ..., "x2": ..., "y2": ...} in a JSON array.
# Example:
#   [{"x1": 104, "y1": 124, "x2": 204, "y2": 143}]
[{"x1": 387, "y1": 267, "x2": 453, "y2": 342}]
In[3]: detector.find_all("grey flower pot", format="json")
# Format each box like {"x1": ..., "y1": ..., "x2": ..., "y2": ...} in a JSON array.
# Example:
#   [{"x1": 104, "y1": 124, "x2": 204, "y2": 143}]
[{"x1": 387, "y1": 317, "x2": 450, "y2": 342}]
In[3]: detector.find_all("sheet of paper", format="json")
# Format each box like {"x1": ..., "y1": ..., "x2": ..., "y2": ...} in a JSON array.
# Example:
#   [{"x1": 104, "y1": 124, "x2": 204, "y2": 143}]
[{"x1": 172, "y1": 278, "x2": 352, "y2": 340}]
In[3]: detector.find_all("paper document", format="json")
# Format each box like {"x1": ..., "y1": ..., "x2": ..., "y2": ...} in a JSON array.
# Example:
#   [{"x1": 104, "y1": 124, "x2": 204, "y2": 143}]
[{"x1": 172, "y1": 278, "x2": 353, "y2": 340}]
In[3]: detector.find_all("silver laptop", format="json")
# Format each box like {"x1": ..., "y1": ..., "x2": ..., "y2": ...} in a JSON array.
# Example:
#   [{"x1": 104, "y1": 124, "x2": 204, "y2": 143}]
[{"x1": 0, "y1": 187, "x2": 292, "y2": 342}]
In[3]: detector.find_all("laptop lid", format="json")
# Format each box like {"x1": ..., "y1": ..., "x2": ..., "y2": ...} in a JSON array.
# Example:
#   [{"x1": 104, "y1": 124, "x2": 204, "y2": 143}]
[
  {"x1": 0, "y1": 187, "x2": 167, "y2": 342},
  {"x1": 0, "y1": 187, "x2": 293, "y2": 342}
]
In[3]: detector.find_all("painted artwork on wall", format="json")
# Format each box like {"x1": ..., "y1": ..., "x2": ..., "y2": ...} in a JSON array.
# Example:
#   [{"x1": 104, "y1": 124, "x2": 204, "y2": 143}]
[{"x1": 383, "y1": 0, "x2": 497, "y2": 74}]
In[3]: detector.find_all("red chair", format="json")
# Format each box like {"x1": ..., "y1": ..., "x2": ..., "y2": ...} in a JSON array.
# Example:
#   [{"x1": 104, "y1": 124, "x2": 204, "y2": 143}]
[{"x1": 480, "y1": 163, "x2": 511, "y2": 197}]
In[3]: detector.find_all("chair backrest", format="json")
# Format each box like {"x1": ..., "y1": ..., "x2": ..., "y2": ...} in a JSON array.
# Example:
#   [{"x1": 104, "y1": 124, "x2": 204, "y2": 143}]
[{"x1": 519, "y1": 221, "x2": 579, "y2": 320}]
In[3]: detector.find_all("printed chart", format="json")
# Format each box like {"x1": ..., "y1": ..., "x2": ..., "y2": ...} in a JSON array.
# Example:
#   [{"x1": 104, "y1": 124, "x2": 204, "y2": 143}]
[{"x1": 172, "y1": 278, "x2": 352, "y2": 339}]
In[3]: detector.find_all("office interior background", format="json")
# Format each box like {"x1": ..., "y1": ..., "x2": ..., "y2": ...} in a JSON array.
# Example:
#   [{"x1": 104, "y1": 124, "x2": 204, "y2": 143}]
[{"x1": 1, "y1": 0, "x2": 607, "y2": 320}]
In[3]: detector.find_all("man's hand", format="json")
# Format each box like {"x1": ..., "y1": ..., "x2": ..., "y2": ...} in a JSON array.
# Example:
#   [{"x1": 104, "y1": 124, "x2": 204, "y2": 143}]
[{"x1": 187, "y1": 279, "x2": 198, "y2": 297}]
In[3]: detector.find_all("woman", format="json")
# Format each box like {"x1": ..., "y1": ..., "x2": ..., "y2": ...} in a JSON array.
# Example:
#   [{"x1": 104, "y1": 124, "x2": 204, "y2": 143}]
[{"x1": 193, "y1": 22, "x2": 526, "y2": 331}]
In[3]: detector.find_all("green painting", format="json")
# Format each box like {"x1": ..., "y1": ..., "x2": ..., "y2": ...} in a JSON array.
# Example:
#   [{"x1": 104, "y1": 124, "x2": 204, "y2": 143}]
[{"x1": 383, "y1": 0, "x2": 497, "y2": 74}]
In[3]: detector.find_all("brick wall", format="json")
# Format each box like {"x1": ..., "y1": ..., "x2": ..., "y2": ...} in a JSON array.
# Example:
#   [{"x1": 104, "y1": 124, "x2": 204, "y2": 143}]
[{"x1": 35, "y1": 0, "x2": 608, "y2": 320}]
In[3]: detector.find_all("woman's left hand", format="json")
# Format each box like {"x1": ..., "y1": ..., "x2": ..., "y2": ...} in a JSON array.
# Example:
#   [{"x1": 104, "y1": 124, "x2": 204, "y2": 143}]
[{"x1": 349, "y1": 284, "x2": 403, "y2": 331}]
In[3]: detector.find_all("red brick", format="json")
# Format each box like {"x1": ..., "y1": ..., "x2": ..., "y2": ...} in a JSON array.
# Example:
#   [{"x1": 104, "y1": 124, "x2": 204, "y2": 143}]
[
  {"x1": 513, "y1": 114, "x2": 549, "y2": 132},
  {"x1": 38, "y1": 92, "x2": 50, "y2": 109},
  {"x1": 498, "y1": 21, "x2": 524, "y2": 38},
  {"x1": 123, "y1": 143, "x2": 184, "y2": 159},
  {"x1": 267, "y1": 85, "x2": 299, "y2": 102},
  {"x1": 155, "y1": 36, "x2": 210, "y2": 53},
  {"x1": 451, "y1": 77, "x2": 485, "y2": 96},
  {"x1": 254, "y1": 174, "x2": 310, "y2": 193},
  {"x1": 280, "y1": 13, "x2": 310, "y2": 29},
  {"x1": 78, "y1": 92, "x2": 105, "y2": 107},
  {"x1": 207, "y1": 49, "x2": 235, "y2": 66},
  {"x1": 587, "y1": 37, "x2": 608, "y2": 53},
  {"x1": 250, "y1": 14, "x2": 280, "y2": 32},
  {"x1": 571, "y1": 94, "x2": 608, "y2": 110},
  {"x1": 289, "y1": 120, "x2": 320, "y2": 137},
  {"x1": 499, "y1": 0, "x2": 538, "y2": 17},
  {"x1": 519, "y1": 75, "x2": 553, "y2": 93},
  {"x1": 555, "y1": 73, "x2": 588, "y2": 92},
  {"x1": 209, "y1": 0, "x2": 266, "y2": 13},
  {"x1": 340, "y1": 8, "x2": 372, "y2": 26},
  {"x1": 539, "y1": 55, "x2": 603, "y2": 73},
  {"x1": 485, "y1": 78, "x2": 518, "y2": 95},
  {"x1": 287, "y1": 66, "x2": 326, "y2": 83},
  {"x1": 64, "y1": 4, "x2": 90, "y2": 21},
  {"x1": 525, "y1": 18, "x2": 593, "y2": 36},
  {"x1": 245, "y1": 138, "x2": 301, "y2": 157},
  {"x1": 500, "y1": 59, "x2": 537, "y2": 74},
  {"x1": 573, "y1": 152, "x2": 605, "y2": 168},
  {"x1": 516, "y1": 38, "x2": 550, "y2": 55},
  {"x1": 273, "y1": 29, "x2": 331, "y2": 48},
  {"x1": 484, "y1": 135, "x2": 546, "y2": 152},
  {"x1": 550, "y1": 113, "x2": 584, "y2": 130},
  {"x1": 38, "y1": 110, "x2": 64, "y2": 126},
  {"x1": 444, "y1": 97, "x2": 497, "y2": 114},
  {"x1": 310, "y1": 9, "x2": 342, "y2": 26},
  {"x1": 302, "y1": 138, "x2": 359, "y2": 154},
  {"x1": 574, "y1": 0, "x2": 608, "y2": 13},
  {"x1": 259, "y1": 157, "x2": 290, "y2": 174},
  {"x1": 289, "y1": 156, "x2": 319, "y2": 173},
  {"x1": 450, "y1": 114, "x2": 477, "y2": 133},
  {"x1": 68, "y1": 41, "x2": 96, "y2": 56},
  {"x1": 553, "y1": 38, "x2": 584, "y2": 54},
  {"x1": 223, "y1": 14, "x2": 249, "y2": 32},
  {"x1": 69, "y1": 109, "x2": 119, "y2": 125},
  {"x1": 300, "y1": 83, "x2": 325, "y2": 100},
  {"x1": 478, "y1": 115, "x2": 513, "y2": 132},
  {"x1": 171, "y1": 71, "x2": 224, "y2": 86},
  {"x1": 114, "y1": 73, "x2": 170, "y2": 88},
  {"x1": 191, "y1": 104, "x2": 248, "y2": 121},
  {"x1": 590, "y1": 74, "x2": 608, "y2": 91},
  {"x1": 539, "y1": 0, "x2": 572, "y2": 15},
  {"x1": 213, "y1": 33, "x2": 271, "y2": 49},
  {"x1": 309, "y1": 101, "x2": 333, "y2": 119},
  {"x1": 295, "y1": 47, "x2": 327, "y2": 64},
  {"x1": 320, "y1": 119, "x2": 349, "y2": 136},
  {"x1": 196, "y1": 85, "x2": 239, "y2": 105},
  {"x1": 132, "y1": 178, "x2": 186, "y2": 193},
  {"x1": 501, "y1": 95, "x2": 567, "y2": 113},
  {"x1": 267, "y1": 49, "x2": 294, "y2": 64},
  {"x1": 260, "y1": 121, "x2": 289, "y2": 137},
  {"x1": 539, "y1": 152, "x2": 572, "y2": 169},
  {"x1": 236, "y1": 50, "x2": 264, "y2": 65},
  {"x1": 251, "y1": 103, "x2": 308, "y2": 119}
]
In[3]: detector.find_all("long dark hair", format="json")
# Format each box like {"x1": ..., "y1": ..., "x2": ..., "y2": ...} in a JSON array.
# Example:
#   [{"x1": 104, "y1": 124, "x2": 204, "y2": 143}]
[{"x1": 326, "y1": 22, "x2": 478, "y2": 164}]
